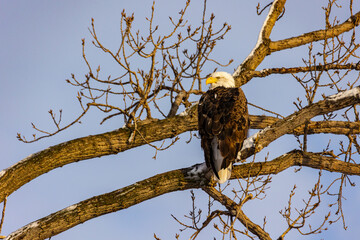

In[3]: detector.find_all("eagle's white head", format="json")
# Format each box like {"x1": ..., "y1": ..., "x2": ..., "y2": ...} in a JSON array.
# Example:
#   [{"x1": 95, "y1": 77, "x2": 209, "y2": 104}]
[{"x1": 206, "y1": 72, "x2": 235, "y2": 89}]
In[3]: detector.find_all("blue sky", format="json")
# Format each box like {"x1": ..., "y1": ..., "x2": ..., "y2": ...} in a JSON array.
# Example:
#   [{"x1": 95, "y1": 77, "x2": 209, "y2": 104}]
[{"x1": 1, "y1": 0, "x2": 360, "y2": 239}]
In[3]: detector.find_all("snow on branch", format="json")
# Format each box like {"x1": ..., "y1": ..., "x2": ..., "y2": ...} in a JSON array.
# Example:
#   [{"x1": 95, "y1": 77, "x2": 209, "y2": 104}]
[
  {"x1": 327, "y1": 87, "x2": 360, "y2": 102},
  {"x1": 233, "y1": 0, "x2": 286, "y2": 86}
]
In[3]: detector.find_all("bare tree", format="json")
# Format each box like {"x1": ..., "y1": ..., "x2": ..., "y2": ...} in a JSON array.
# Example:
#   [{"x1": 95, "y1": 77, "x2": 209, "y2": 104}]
[{"x1": 1, "y1": 0, "x2": 360, "y2": 239}]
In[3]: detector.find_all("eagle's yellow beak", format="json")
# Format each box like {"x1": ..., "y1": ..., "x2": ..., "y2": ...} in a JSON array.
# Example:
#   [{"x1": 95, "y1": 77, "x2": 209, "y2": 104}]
[{"x1": 206, "y1": 77, "x2": 217, "y2": 85}]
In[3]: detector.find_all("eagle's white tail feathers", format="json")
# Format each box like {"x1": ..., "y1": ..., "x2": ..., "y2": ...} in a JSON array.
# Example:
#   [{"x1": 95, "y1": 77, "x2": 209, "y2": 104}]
[
  {"x1": 211, "y1": 138, "x2": 232, "y2": 183},
  {"x1": 216, "y1": 164, "x2": 232, "y2": 184}
]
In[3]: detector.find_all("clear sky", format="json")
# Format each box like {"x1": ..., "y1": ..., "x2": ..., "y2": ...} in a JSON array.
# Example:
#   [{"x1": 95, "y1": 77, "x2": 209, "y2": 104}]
[{"x1": 1, "y1": 0, "x2": 360, "y2": 239}]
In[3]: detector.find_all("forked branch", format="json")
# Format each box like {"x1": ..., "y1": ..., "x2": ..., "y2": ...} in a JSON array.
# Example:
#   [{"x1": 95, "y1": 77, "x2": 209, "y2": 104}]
[
  {"x1": 202, "y1": 186, "x2": 272, "y2": 240},
  {"x1": 233, "y1": 1, "x2": 360, "y2": 86}
]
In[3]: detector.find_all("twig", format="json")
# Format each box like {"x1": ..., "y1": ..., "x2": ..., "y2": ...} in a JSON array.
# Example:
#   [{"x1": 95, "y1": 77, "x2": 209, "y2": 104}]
[
  {"x1": 248, "y1": 102, "x2": 284, "y2": 118},
  {"x1": 250, "y1": 63, "x2": 360, "y2": 78}
]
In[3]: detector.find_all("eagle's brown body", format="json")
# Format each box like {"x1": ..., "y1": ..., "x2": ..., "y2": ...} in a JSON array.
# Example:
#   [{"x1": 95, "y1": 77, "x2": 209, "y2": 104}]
[{"x1": 198, "y1": 86, "x2": 249, "y2": 183}]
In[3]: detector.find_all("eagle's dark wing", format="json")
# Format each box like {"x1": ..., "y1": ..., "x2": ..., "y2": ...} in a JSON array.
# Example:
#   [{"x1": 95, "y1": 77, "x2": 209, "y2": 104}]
[{"x1": 198, "y1": 87, "x2": 249, "y2": 183}]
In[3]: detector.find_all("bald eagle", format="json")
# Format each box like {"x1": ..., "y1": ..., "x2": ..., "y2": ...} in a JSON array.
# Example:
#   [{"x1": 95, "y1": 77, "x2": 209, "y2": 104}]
[{"x1": 198, "y1": 72, "x2": 249, "y2": 183}]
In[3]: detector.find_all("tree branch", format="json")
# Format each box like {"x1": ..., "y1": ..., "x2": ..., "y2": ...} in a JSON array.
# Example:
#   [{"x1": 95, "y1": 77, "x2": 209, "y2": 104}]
[
  {"x1": 251, "y1": 115, "x2": 360, "y2": 135},
  {"x1": 4, "y1": 166, "x2": 203, "y2": 240},
  {"x1": 270, "y1": 11, "x2": 360, "y2": 53},
  {"x1": 167, "y1": 91, "x2": 187, "y2": 118},
  {"x1": 249, "y1": 63, "x2": 360, "y2": 78},
  {"x1": 231, "y1": 150, "x2": 360, "y2": 180}
]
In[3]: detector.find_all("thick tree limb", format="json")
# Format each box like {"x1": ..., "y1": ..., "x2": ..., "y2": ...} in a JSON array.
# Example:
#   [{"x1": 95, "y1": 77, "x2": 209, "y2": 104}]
[
  {"x1": 4, "y1": 166, "x2": 203, "y2": 240},
  {"x1": 231, "y1": 150, "x2": 360, "y2": 180},
  {"x1": 202, "y1": 186, "x2": 272, "y2": 240},
  {"x1": 250, "y1": 115, "x2": 360, "y2": 135},
  {"x1": 1, "y1": 88, "x2": 360, "y2": 204},
  {"x1": 270, "y1": 11, "x2": 360, "y2": 53},
  {"x1": 6, "y1": 149, "x2": 360, "y2": 240},
  {"x1": 0, "y1": 109, "x2": 199, "y2": 204}
]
